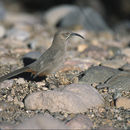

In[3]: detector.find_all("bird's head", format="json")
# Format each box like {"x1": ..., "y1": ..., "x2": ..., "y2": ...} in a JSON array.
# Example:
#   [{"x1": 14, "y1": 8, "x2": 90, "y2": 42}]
[{"x1": 53, "y1": 30, "x2": 84, "y2": 44}]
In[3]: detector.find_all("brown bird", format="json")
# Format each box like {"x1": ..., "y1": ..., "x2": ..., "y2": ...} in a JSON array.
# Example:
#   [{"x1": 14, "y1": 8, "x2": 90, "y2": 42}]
[{"x1": 0, "y1": 30, "x2": 84, "y2": 82}]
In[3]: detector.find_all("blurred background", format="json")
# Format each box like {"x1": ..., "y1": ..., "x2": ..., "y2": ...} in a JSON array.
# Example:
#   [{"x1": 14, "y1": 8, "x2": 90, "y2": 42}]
[{"x1": 0, "y1": 0, "x2": 130, "y2": 31}]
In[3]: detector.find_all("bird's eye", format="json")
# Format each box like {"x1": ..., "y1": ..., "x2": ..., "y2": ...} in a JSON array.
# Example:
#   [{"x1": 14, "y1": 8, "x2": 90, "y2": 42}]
[
  {"x1": 65, "y1": 32, "x2": 70, "y2": 36},
  {"x1": 63, "y1": 32, "x2": 71, "y2": 40},
  {"x1": 60, "y1": 32, "x2": 71, "y2": 40},
  {"x1": 63, "y1": 32, "x2": 70, "y2": 38}
]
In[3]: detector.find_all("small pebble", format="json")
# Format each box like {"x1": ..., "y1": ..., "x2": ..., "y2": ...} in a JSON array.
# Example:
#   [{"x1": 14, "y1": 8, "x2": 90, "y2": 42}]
[
  {"x1": 16, "y1": 78, "x2": 26, "y2": 84},
  {"x1": 77, "y1": 43, "x2": 88, "y2": 52},
  {"x1": 116, "y1": 97, "x2": 130, "y2": 109},
  {"x1": 36, "y1": 81, "x2": 46, "y2": 88},
  {"x1": 42, "y1": 87, "x2": 48, "y2": 91},
  {"x1": 28, "y1": 40, "x2": 37, "y2": 49},
  {"x1": 7, "y1": 95, "x2": 13, "y2": 102}
]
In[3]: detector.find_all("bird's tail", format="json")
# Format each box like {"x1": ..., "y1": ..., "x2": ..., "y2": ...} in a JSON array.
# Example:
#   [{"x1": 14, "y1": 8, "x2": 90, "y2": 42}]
[{"x1": 0, "y1": 66, "x2": 29, "y2": 82}]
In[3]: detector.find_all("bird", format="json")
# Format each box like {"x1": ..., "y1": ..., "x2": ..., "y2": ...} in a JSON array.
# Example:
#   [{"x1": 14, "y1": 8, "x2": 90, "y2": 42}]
[{"x1": 0, "y1": 30, "x2": 84, "y2": 82}]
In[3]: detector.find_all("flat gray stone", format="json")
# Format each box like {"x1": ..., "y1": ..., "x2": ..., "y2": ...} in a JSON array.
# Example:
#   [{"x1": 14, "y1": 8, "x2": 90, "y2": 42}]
[
  {"x1": 101, "y1": 59, "x2": 127, "y2": 69},
  {"x1": 80, "y1": 66, "x2": 120, "y2": 85},
  {"x1": 22, "y1": 51, "x2": 41, "y2": 60},
  {"x1": 105, "y1": 72, "x2": 130, "y2": 93},
  {"x1": 25, "y1": 83, "x2": 104, "y2": 113}
]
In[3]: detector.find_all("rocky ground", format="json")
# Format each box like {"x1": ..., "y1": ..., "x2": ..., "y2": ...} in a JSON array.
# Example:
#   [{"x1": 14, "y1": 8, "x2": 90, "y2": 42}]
[{"x1": 0, "y1": 3, "x2": 130, "y2": 130}]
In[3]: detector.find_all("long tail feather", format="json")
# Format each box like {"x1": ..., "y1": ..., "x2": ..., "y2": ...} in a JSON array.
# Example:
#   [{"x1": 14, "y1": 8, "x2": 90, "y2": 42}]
[{"x1": 0, "y1": 66, "x2": 29, "y2": 82}]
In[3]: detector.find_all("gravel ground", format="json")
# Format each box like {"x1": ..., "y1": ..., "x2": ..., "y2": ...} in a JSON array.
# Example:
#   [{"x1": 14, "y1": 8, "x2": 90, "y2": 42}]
[{"x1": 0, "y1": 3, "x2": 130, "y2": 130}]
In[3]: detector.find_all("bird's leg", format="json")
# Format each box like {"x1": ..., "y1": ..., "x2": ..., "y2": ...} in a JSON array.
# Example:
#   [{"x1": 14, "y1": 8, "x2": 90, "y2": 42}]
[
  {"x1": 31, "y1": 72, "x2": 38, "y2": 79},
  {"x1": 30, "y1": 72, "x2": 34, "y2": 78}
]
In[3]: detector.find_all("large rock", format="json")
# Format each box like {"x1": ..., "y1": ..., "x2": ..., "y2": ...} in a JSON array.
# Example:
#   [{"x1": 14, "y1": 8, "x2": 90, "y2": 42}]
[{"x1": 25, "y1": 83, "x2": 104, "y2": 113}]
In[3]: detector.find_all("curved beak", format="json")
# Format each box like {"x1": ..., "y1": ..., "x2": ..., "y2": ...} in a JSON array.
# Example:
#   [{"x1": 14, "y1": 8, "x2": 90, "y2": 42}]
[
  {"x1": 65, "y1": 32, "x2": 85, "y2": 41},
  {"x1": 70, "y1": 33, "x2": 85, "y2": 39}
]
